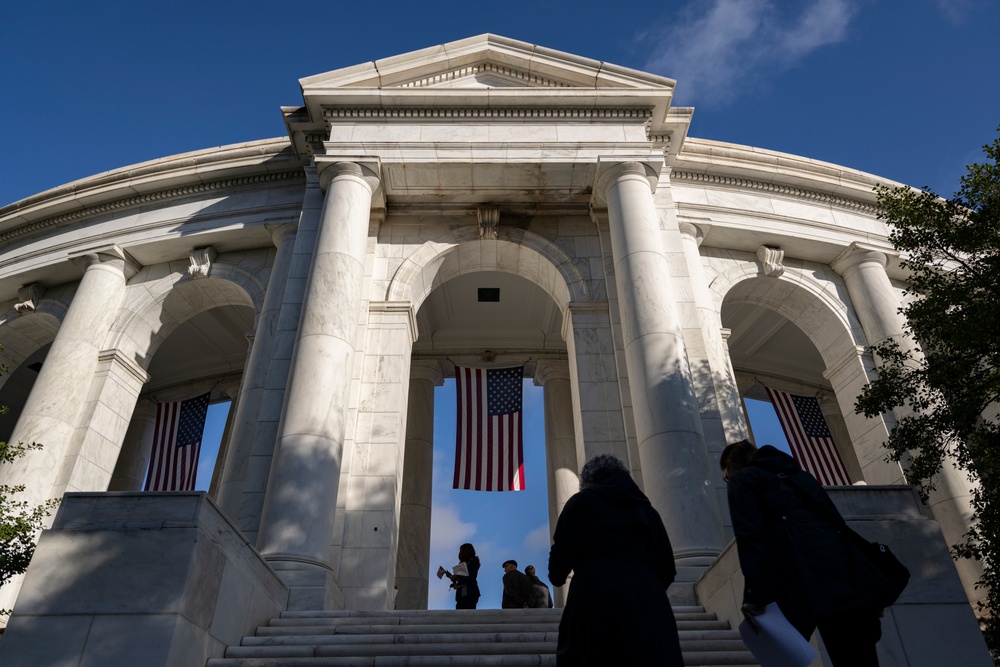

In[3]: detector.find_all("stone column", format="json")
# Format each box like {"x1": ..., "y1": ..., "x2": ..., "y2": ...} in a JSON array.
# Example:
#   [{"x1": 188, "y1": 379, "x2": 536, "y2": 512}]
[
  {"x1": 0, "y1": 246, "x2": 135, "y2": 510},
  {"x1": 534, "y1": 360, "x2": 578, "y2": 608},
  {"x1": 596, "y1": 162, "x2": 725, "y2": 565},
  {"x1": 677, "y1": 222, "x2": 750, "y2": 446},
  {"x1": 832, "y1": 241, "x2": 983, "y2": 603},
  {"x1": 108, "y1": 398, "x2": 157, "y2": 491},
  {"x1": 216, "y1": 223, "x2": 297, "y2": 519},
  {"x1": 256, "y1": 162, "x2": 379, "y2": 610},
  {"x1": 395, "y1": 361, "x2": 442, "y2": 610}
]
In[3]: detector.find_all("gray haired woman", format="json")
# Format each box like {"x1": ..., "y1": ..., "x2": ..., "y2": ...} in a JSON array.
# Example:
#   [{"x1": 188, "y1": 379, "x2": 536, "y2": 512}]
[{"x1": 548, "y1": 454, "x2": 683, "y2": 666}]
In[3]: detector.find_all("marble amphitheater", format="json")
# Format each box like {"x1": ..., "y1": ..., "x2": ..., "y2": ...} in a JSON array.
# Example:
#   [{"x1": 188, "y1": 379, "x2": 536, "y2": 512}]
[{"x1": 0, "y1": 35, "x2": 991, "y2": 666}]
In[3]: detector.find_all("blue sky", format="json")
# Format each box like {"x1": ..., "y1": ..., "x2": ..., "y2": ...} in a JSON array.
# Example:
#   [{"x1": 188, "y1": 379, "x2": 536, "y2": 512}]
[{"x1": 3, "y1": 0, "x2": 997, "y2": 609}]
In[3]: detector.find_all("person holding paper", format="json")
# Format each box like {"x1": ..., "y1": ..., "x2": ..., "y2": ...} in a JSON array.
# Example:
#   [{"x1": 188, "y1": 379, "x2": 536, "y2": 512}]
[
  {"x1": 438, "y1": 542, "x2": 481, "y2": 609},
  {"x1": 548, "y1": 454, "x2": 684, "y2": 667},
  {"x1": 721, "y1": 439, "x2": 887, "y2": 666}
]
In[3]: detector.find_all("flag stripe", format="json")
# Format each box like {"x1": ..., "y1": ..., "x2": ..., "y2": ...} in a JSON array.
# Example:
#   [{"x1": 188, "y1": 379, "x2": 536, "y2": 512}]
[
  {"x1": 454, "y1": 365, "x2": 525, "y2": 492},
  {"x1": 144, "y1": 393, "x2": 210, "y2": 491},
  {"x1": 764, "y1": 386, "x2": 850, "y2": 486}
]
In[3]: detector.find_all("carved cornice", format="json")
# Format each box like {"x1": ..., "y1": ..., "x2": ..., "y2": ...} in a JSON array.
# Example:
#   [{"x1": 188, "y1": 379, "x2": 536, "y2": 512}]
[
  {"x1": 671, "y1": 171, "x2": 879, "y2": 215},
  {"x1": 323, "y1": 108, "x2": 652, "y2": 121},
  {"x1": 398, "y1": 63, "x2": 569, "y2": 89},
  {"x1": 0, "y1": 171, "x2": 305, "y2": 247}
]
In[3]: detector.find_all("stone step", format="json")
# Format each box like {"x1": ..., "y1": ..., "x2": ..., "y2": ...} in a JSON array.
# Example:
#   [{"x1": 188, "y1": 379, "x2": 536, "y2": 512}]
[{"x1": 208, "y1": 606, "x2": 758, "y2": 667}]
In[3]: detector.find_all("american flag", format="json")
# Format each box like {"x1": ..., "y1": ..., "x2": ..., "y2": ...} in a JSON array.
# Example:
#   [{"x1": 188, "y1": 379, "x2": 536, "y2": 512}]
[
  {"x1": 765, "y1": 386, "x2": 851, "y2": 485},
  {"x1": 144, "y1": 392, "x2": 211, "y2": 491},
  {"x1": 454, "y1": 365, "x2": 525, "y2": 491}
]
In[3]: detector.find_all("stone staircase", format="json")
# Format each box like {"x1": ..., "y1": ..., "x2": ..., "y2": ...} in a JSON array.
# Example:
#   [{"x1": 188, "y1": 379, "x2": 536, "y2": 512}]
[{"x1": 207, "y1": 606, "x2": 758, "y2": 666}]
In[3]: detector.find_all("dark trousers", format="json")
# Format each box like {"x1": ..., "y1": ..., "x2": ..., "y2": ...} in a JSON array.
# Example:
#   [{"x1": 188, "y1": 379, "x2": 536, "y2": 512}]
[{"x1": 790, "y1": 605, "x2": 882, "y2": 667}]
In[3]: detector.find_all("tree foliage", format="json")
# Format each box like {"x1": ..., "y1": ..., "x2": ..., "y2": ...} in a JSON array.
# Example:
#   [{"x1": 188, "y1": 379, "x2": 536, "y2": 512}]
[
  {"x1": 0, "y1": 441, "x2": 58, "y2": 588},
  {"x1": 856, "y1": 130, "x2": 1000, "y2": 653}
]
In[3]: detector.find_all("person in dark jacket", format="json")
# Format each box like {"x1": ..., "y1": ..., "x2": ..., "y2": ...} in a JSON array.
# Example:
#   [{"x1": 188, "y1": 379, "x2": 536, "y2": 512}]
[
  {"x1": 501, "y1": 559, "x2": 533, "y2": 608},
  {"x1": 721, "y1": 439, "x2": 886, "y2": 666},
  {"x1": 441, "y1": 542, "x2": 481, "y2": 609},
  {"x1": 525, "y1": 565, "x2": 553, "y2": 608},
  {"x1": 548, "y1": 454, "x2": 684, "y2": 667}
]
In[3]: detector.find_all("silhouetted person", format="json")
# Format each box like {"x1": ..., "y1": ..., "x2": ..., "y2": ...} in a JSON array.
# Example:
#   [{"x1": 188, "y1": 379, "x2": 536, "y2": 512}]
[
  {"x1": 548, "y1": 454, "x2": 683, "y2": 666},
  {"x1": 721, "y1": 439, "x2": 886, "y2": 666},
  {"x1": 525, "y1": 565, "x2": 553, "y2": 608},
  {"x1": 439, "y1": 542, "x2": 481, "y2": 609},
  {"x1": 501, "y1": 559, "x2": 532, "y2": 609}
]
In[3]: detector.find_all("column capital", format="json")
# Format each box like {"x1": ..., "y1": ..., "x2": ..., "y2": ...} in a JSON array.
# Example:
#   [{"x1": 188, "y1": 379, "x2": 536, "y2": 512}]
[
  {"x1": 69, "y1": 244, "x2": 141, "y2": 280},
  {"x1": 266, "y1": 222, "x2": 298, "y2": 247},
  {"x1": 315, "y1": 159, "x2": 381, "y2": 193},
  {"x1": 409, "y1": 360, "x2": 444, "y2": 386},
  {"x1": 533, "y1": 360, "x2": 570, "y2": 387},
  {"x1": 593, "y1": 158, "x2": 663, "y2": 204},
  {"x1": 677, "y1": 220, "x2": 706, "y2": 245},
  {"x1": 830, "y1": 242, "x2": 898, "y2": 276}
]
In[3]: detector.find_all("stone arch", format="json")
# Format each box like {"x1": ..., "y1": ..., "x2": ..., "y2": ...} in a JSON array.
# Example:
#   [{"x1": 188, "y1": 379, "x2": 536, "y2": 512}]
[
  {"x1": 707, "y1": 252, "x2": 899, "y2": 484},
  {"x1": 0, "y1": 298, "x2": 68, "y2": 369},
  {"x1": 108, "y1": 261, "x2": 265, "y2": 370},
  {"x1": 385, "y1": 226, "x2": 590, "y2": 315},
  {"x1": 705, "y1": 253, "x2": 866, "y2": 371}
]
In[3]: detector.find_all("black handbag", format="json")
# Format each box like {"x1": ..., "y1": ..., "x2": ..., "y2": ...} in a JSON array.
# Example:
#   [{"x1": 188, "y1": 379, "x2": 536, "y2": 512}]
[
  {"x1": 842, "y1": 526, "x2": 911, "y2": 608},
  {"x1": 777, "y1": 472, "x2": 910, "y2": 608}
]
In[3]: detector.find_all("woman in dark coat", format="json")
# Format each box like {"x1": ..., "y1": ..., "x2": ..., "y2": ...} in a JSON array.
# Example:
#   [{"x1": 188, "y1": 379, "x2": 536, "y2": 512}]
[
  {"x1": 443, "y1": 542, "x2": 481, "y2": 609},
  {"x1": 548, "y1": 454, "x2": 684, "y2": 667},
  {"x1": 721, "y1": 439, "x2": 886, "y2": 666}
]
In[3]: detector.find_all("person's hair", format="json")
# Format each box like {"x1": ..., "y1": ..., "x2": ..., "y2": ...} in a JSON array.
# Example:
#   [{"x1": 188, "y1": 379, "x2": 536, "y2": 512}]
[
  {"x1": 459, "y1": 543, "x2": 476, "y2": 561},
  {"x1": 579, "y1": 454, "x2": 628, "y2": 490},
  {"x1": 525, "y1": 565, "x2": 536, "y2": 576},
  {"x1": 502, "y1": 559, "x2": 518, "y2": 569},
  {"x1": 719, "y1": 439, "x2": 757, "y2": 472}
]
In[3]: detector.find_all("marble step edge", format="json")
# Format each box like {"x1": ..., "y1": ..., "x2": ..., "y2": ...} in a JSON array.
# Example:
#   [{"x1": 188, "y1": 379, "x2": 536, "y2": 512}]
[
  {"x1": 269, "y1": 612, "x2": 718, "y2": 627},
  {"x1": 241, "y1": 629, "x2": 741, "y2": 646},
  {"x1": 255, "y1": 619, "x2": 730, "y2": 636},
  {"x1": 279, "y1": 606, "x2": 706, "y2": 619},
  {"x1": 225, "y1": 640, "x2": 751, "y2": 658}
]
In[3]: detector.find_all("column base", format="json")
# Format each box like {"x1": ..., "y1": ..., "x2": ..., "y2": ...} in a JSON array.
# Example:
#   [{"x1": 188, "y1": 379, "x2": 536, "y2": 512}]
[{"x1": 266, "y1": 558, "x2": 344, "y2": 611}]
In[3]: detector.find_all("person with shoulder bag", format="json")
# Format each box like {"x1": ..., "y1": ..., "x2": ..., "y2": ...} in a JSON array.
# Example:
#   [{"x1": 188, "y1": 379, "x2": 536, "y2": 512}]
[
  {"x1": 721, "y1": 439, "x2": 902, "y2": 667},
  {"x1": 525, "y1": 565, "x2": 553, "y2": 608}
]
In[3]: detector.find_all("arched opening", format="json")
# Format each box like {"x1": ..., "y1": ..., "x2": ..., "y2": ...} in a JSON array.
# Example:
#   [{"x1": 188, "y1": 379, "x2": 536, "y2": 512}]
[
  {"x1": 721, "y1": 278, "x2": 861, "y2": 482},
  {"x1": 412, "y1": 270, "x2": 564, "y2": 609}
]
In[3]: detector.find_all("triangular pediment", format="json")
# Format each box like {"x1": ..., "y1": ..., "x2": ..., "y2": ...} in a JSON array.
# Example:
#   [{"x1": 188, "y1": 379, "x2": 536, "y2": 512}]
[{"x1": 298, "y1": 34, "x2": 675, "y2": 91}]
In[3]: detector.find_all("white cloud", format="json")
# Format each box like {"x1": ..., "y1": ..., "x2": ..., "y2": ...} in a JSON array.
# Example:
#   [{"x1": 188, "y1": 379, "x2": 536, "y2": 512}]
[
  {"x1": 523, "y1": 522, "x2": 551, "y2": 551},
  {"x1": 642, "y1": 0, "x2": 858, "y2": 105}
]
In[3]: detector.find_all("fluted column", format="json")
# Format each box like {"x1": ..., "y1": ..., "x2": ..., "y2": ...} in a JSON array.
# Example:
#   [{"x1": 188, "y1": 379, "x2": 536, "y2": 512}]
[
  {"x1": 596, "y1": 162, "x2": 725, "y2": 565},
  {"x1": 534, "y1": 360, "x2": 578, "y2": 608},
  {"x1": 257, "y1": 162, "x2": 380, "y2": 609},
  {"x1": 832, "y1": 241, "x2": 983, "y2": 603},
  {"x1": 216, "y1": 223, "x2": 297, "y2": 518},
  {"x1": 108, "y1": 398, "x2": 157, "y2": 491},
  {"x1": 395, "y1": 361, "x2": 443, "y2": 610}
]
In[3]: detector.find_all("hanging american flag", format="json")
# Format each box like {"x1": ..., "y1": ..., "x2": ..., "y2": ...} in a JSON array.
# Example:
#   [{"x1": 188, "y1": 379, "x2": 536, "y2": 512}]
[
  {"x1": 764, "y1": 386, "x2": 851, "y2": 486},
  {"x1": 454, "y1": 365, "x2": 525, "y2": 491},
  {"x1": 144, "y1": 392, "x2": 211, "y2": 491}
]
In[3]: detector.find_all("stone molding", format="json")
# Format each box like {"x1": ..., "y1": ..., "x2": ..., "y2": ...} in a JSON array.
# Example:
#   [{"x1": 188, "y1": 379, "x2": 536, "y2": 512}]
[
  {"x1": 369, "y1": 301, "x2": 418, "y2": 342},
  {"x1": 409, "y1": 360, "x2": 444, "y2": 386},
  {"x1": 97, "y1": 348, "x2": 150, "y2": 386},
  {"x1": 671, "y1": 170, "x2": 880, "y2": 215},
  {"x1": 188, "y1": 247, "x2": 218, "y2": 279},
  {"x1": 0, "y1": 170, "x2": 304, "y2": 247},
  {"x1": 830, "y1": 241, "x2": 898, "y2": 275},
  {"x1": 755, "y1": 245, "x2": 785, "y2": 278},
  {"x1": 822, "y1": 344, "x2": 869, "y2": 382},
  {"x1": 477, "y1": 206, "x2": 499, "y2": 240},
  {"x1": 14, "y1": 283, "x2": 46, "y2": 314},
  {"x1": 68, "y1": 244, "x2": 141, "y2": 280},
  {"x1": 398, "y1": 63, "x2": 569, "y2": 89},
  {"x1": 323, "y1": 108, "x2": 652, "y2": 121},
  {"x1": 533, "y1": 359, "x2": 570, "y2": 386}
]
